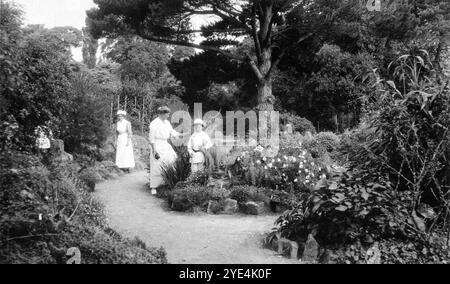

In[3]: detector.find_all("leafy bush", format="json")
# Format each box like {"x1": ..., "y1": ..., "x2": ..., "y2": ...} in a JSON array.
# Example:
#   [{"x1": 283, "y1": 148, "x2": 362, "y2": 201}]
[
  {"x1": 346, "y1": 51, "x2": 450, "y2": 212},
  {"x1": 170, "y1": 185, "x2": 231, "y2": 212},
  {"x1": 280, "y1": 113, "x2": 316, "y2": 134},
  {"x1": 315, "y1": 132, "x2": 341, "y2": 153},
  {"x1": 272, "y1": 52, "x2": 450, "y2": 264},
  {"x1": 186, "y1": 171, "x2": 210, "y2": 186},
  {"x1": 59, "y1": 72, "x2": 110, "y2": 154},
  {"x1": 234, "y1": 146, "x2": 328, "y2": 193},
  {"x1": 161, "y1": 145, "x2": 191, "y2": 190},
  {"x1": 0, "y1": 151, "x2": 167, "y2": 264},
  {"x1": 229, "y1": 186, "x2": 270, "y2": 204}
]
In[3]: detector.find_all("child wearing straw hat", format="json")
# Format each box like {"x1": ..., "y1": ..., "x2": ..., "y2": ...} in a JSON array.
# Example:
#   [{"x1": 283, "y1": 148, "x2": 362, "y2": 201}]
[{"x1": 187, "y1": 119, "x2": 213, "y2": 173}]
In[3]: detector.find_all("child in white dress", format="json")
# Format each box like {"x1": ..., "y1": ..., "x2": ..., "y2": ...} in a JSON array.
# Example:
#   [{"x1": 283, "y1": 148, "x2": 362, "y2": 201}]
[{"x1": 187, "y1": 119, "x2": 213, "y2": 173}]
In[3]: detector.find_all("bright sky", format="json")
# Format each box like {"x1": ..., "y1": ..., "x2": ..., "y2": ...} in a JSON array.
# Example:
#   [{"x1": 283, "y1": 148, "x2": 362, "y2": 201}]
[
  {"x1": 12, "y1": 0, "x2": 96, "y2": 61},
  {"x1": 13, "y1": 0, "x2": 96, "y2": 29}
]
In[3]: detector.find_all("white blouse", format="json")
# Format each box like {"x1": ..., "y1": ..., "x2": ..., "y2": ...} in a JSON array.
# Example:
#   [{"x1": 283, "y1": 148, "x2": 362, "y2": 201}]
[
  {"x1": 149, "y1": 117, "x2": 179, "y2": 143},
  {"x1": 187, "y1": 131, "x2": 213, "y2": 164}
]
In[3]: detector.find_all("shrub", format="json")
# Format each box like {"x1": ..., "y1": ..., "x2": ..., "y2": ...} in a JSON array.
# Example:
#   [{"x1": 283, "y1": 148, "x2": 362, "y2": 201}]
[
  {"x1": 272, "y1": 52, "x2": 450, "y2": 264},
  {"x1": 346, "y1": 52, "x2": 450, "y2": 210},
  {"x1": 234, "y1": 146, "x2": 328, "y2": 193},
  {"x1": 171, "y1": 185, "x2": 231, "y2": 212},
  {"x1": 280, "y1": 113, "x2": 316, "y2": 134},
  {"x1": 186, "y1": 171, "x2": 210, "y2": 186},
  {"x1": 0, "y1": 151, "x2": 167, "y2": 264},
  {"x1": 315, "y1": 132, "x2": 340, "y2": 153},
  {"x1": 161, "y1": 145, "x2": 191, "y2": 190},
  {"x1": 230, "y1": 186, "x2": 270, "y2": 204}
]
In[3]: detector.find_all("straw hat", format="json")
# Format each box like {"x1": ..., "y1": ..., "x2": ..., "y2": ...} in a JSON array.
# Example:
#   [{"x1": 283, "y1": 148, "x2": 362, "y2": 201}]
[
  {"x1": 193, "y1": 119, "x2": 205, "y2": 127},
  {"x1": 117, "y1": 110, "x2": 127, "y2": 116},
  {"x1": 157, "y1": 106, "x2": 171, "y2": 114}
]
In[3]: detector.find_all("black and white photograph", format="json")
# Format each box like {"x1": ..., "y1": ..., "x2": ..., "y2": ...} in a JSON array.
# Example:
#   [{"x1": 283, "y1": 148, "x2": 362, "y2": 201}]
[{"x1": 1, "y1": 0, "x2": 450, "y2": 267}]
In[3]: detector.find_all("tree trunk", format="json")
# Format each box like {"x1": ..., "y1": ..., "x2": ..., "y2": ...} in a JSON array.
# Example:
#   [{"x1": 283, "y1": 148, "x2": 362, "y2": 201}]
[
  {"x1": 257, "y1": 79, "x2": 274, "y2": 111},
  {"x1": 256, "y1": 48, "x2": 275, "y2": 111}
]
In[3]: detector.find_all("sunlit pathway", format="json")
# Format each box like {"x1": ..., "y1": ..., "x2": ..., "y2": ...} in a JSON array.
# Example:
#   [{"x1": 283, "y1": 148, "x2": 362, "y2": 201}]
[{"x1": 95, "y1": 171, "x2": 297, "y2": 264}]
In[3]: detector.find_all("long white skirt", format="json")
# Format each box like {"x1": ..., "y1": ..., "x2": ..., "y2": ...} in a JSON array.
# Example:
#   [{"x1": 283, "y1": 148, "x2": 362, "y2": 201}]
[
  {"x1": 116, "y1": 133, "x2": 135, "y2": 169},
  {"x1": 150, "y1": 140, "x2": 177, "y2": 188}
]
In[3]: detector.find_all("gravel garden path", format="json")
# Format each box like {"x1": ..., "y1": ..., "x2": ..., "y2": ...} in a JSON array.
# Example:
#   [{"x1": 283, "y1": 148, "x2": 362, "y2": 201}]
[{"x1": 95, "y1": 171, "x2": 297, "y2": 264}]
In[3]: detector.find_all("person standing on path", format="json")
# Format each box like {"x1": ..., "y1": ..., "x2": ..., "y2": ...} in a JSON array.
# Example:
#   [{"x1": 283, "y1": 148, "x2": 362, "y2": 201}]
[
  {"x1": 115, "y1": 110, "x2": 135, "y2": 173},
  {"x1": 149, "y1": 106, "x2": 186, "y2": 195},
  {"x1": 187, "y1": 119, "x2": 213, "y2": 173}
]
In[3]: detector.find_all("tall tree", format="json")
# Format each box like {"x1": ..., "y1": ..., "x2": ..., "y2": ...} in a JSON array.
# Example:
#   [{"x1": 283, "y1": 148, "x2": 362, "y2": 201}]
[{"x1": 86, "y1": 0, "x2": 349, "y2": 110}]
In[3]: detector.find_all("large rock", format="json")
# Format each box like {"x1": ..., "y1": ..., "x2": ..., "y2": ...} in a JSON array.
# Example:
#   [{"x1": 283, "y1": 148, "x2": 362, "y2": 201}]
[
  {"x1": 366, "y1": 243, "x2": 381, "y2": 264},
  {"x1": 242, "y1": 201, "x2": 266, "y2": 215},
  {"x1": 207, "y1": 200, "x2": 223, "y2": 215},
  {"x1": 50, "y1": 139, "x2": 65, "y2": 154},
  {"x1": 277, "y1": 238, "x2": 299, "y2": 260},
  {"x1": 49, "y1": 139, "x2": 73, "y2": 162},
  {"x1": 302, "y1": 234, "x2": 319, "y2": 263},
  {"x1": 171, "y1": 196, "x2": 193, "y2": 212},
  {"x1": 222, "y1": 199, "x2": 238, "y2": 215}
]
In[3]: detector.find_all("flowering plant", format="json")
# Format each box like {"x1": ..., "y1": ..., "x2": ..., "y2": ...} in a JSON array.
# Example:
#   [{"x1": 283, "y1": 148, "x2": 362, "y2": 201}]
[{"x1": 235, "y1": 145, "x2": 328, "y2": 193}]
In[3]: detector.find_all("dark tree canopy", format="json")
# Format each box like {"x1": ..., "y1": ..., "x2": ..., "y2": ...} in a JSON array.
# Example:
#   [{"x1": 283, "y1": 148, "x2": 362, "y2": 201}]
[{"x1": 86, "y1": 0, "x2": 346, "y2": 109}]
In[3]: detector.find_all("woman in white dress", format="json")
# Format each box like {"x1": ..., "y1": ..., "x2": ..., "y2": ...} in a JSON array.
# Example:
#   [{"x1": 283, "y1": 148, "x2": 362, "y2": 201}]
[
  {"x1": 149, "y1": 106, "x2": 183, "y2": 195},
  {"x1": 115, "y1": 110, "x2": 135, "y2": 172},
  {"x1": 187, "y1": 119, "x2": 213, "y2": 173}
]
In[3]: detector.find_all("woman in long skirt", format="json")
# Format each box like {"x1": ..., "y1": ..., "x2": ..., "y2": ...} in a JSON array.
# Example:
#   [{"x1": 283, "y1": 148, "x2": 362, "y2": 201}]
[
  {"x1": 149, "y1": 106, "x2": 182, "y2": 195},
  {"x1": 115, "y1": 110, "x2": 135, "y2": 172}
]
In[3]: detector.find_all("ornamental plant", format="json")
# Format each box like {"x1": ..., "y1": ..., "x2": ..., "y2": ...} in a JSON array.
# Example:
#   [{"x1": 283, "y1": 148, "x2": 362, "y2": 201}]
[{"x1": 234, "y1": 145, "x2": 328, "y2": 193}]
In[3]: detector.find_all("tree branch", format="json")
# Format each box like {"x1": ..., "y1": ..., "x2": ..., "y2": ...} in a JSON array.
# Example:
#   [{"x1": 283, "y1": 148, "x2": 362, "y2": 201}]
[
  {"x1": 138, "y1": 33, "x2": 245, "y2": 61},
  {"x1": 251, "y1": 4, "x2": 262, "y2": 65}
]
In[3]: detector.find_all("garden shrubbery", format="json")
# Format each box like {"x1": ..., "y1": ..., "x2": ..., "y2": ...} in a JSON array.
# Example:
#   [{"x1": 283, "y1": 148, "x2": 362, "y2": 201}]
[
  {"x1": 270, "y1": 51, "x2": 450, "y2": 264},
  {"x1": 280, "y1": 113, "x2": 316, "y2": 134},
  {"x1": 169, "y1": 184, "x2": 230, "y2": 212},
  {"x1": 0, "y1": 151, "x2": 167, "y2": 264},
  {"x1": 229, "y1": 186, "x2": 269, "y2": 204}
]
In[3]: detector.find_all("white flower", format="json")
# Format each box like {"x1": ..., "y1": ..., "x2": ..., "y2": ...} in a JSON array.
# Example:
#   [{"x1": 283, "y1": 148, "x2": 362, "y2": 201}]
[
  {"x1": 262, "y1": 157, "x2": 267, "y2": 162},
  {"x1": 302, "y1": 151, "x2": 307, "y2": 156},
  {"x1": 256, "y1": 160, "x2": 261, "y2": 165},
  {"x1": 268, "y1": 163, "x2": 273, "y2": 168},
  {"x1": 292, "y1": 157, "x2": 297, "y2": 163},
  {"x1": 277, "y1": 158, "x2": 282, "y2": 163},
  {"x1": 255, "y1": 145, "x2": 264, "y2": 152},
  {"x1": 294, "y1": 179, "x2": 298, "y2": 183}
]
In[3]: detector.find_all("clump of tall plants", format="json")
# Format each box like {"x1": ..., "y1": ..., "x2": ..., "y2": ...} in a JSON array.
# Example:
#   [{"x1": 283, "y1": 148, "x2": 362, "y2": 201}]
[{"x1": 273, "y1": 50, "x2": 450, "y2": 263}]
